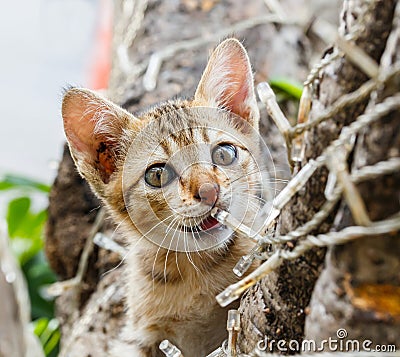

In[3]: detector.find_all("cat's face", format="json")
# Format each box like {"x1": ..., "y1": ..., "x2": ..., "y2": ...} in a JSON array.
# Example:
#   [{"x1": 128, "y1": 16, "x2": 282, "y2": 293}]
[
  {"x1": 121, "y1": 106, "x2": 267, "y2": 251},
  {"x1": 62, "y1": 39, "x2": 270, "y2": 253}
]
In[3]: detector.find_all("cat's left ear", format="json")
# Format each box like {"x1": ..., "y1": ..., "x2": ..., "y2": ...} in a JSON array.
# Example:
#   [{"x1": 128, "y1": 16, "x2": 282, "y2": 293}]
[{"x1": 194, "y1": 38, "x2": 259, "y2": 129}]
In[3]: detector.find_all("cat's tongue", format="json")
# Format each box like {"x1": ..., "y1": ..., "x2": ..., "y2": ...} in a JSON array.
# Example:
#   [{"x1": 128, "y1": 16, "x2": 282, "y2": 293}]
[{"x1": 199, "y1": 216, "x2": 220, "y2": 231}]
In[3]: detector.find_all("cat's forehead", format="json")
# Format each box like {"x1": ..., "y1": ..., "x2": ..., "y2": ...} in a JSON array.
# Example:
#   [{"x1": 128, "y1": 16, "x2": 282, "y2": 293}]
[
  {"x1": 148, "y1": 105, "x2": 245, "y2": 142},
  {"x1": 126, "y1": 105, "x2": 259, "y2": 168},
  {"x1": 147, "y1": 116, "x2": 225, "y2": 169}
]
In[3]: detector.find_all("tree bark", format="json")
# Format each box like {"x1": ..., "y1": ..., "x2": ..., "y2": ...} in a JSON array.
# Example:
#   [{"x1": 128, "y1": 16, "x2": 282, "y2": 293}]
[
  {"x1": 239, "y1": 0, "x2": 399, "y2": 355},
  {"x1": 305, "y1": 0, "x2": 400, "y2": 347},
  {"x1": 42, "y1": 0, "x2": 400, "y2": 356}
]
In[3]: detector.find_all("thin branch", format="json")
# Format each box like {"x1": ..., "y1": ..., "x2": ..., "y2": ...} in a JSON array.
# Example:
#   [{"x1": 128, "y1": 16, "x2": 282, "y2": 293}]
[
  {"x1": 291, "y1": 66, "x2": 400, "y2": 138},
  {"x1": 216, "y1": 214, "x2": 400, "y2": 307},
  {"x1": 142, "y1": 14, "x2": 294, "y2": 91},
  {"x1": 336, "y1": 36, "x2": 380, "y2": 78},
  {"x1": 47, "y1": 208, "x2": 106, "y2": 297}
]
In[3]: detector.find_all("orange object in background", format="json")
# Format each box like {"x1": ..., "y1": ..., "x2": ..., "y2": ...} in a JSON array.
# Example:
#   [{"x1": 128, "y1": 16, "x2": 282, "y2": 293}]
[{"x1": 87, "y1": 0, "x2": 113, "y2": 90}]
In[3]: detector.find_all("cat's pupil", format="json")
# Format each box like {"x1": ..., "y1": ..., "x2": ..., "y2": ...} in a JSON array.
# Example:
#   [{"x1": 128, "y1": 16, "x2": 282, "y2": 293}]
[{"x1": 212, "y1": 144, "x2": 237, "y2": 166}]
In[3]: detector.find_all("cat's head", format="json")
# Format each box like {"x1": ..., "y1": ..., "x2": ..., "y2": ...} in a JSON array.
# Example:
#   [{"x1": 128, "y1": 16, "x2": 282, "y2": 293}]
[{"x1": 62, "y1": 39, "x2": 270, "y2": 252}]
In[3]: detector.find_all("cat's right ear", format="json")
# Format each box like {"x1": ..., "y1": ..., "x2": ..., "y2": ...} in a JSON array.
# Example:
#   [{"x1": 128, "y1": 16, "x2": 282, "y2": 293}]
[{"x1": 62, "y1": 88, "x2": 138, "y2": 196}]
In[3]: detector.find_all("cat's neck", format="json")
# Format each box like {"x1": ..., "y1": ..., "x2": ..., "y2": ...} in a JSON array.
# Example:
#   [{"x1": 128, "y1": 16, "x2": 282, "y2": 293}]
[{"x1": 131, "y1": 236, "x2": 252, "y2": 287}]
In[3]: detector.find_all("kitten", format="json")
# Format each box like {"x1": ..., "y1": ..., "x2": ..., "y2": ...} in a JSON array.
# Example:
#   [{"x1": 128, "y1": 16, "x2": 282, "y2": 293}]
[{"x1": 62, "y1": 38, "x2": 269, "y2": 356}]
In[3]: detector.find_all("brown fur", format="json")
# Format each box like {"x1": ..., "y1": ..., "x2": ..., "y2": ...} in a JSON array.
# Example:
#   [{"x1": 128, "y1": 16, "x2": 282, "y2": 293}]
[{"x1": 62, "y1": 39, "x2": 268, "y2": 356}]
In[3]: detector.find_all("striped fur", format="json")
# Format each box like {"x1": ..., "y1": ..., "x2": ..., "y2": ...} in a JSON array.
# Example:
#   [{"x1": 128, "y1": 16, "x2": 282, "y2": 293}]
[{"x1": 62, "y1": 39, "x2": 269, "y2": 357}]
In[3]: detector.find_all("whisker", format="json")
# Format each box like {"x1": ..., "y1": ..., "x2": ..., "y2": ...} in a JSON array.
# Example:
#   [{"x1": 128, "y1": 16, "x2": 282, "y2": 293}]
[
  {"x1": 191, "y1": 217, "x2": 215, "y2": 261},
  {"x1": 151, "y1": 225, "x2": 172, "y2": 291},
  {"x1": 101, "y1": 232, "x2": 147, "y2": 277},
  {"x1": 118, "y1": 212, "x2": 174, "y2": 289},
  {"x1": 193, "y1": 227, "x2": 220, "y2": 264},
  {"x1": 183, "y1": 231, "x2": 201, "y2": 273},
  {"x1": 174, "y1": 229, "x2": 184, "y2": 282},
  {"x1": 162, "y1": 219, "x2": 181, "y2": 300},
  {"x1": 102, "y1": 213, "x2": 178, "y2": 277},
  {"x1": 109, "y1": 215, "x2": 130, "y2": 241},
  {"x1": 188, "y1": 216, "x2": 208, "y2": 260},
  {"x1": 229, "y1": 168, "x2": 269, "y2": 184}
]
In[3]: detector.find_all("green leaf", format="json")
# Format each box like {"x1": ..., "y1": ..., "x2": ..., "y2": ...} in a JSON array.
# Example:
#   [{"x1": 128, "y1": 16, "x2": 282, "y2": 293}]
[
  {"x1": 23, "y1": 254, "x2": 56, "y2": 320},
  {"x1": 10, "y1": 237, "x2": 43, "y2": 266},
  {"x1": 6, "y1": 195, "x2": 47, "y2": 265},
  {"x1": 269, "y1": 77, "x2": 303, "y2": 101},
  {"x1": 0, "y1": 181, "x2": 14, "y2": 190},
  {"x1": 43, "y1": 329, "x2": 60, "y2": 356},
  {"x1": 7, "y1": 197, "x2": 31, "y2": 237},
  {"x1": 0, "y1": 174, "x2": 50, "y2": 192},
  {"x1": 32, "y1": 317, "x2": 49, "y2": 336},
  {"x1": 32, "y1": 318, "x2": 60, "y2": 357},
  {"x1": 20, "y1": 209, "x2": 47, "y2": 240},
  {"x1": 2, "y1": 176, "x2": 58, "y2": 357},
  {"x1": 38, "y1": 319, "x2": 59, "y2": 347}
]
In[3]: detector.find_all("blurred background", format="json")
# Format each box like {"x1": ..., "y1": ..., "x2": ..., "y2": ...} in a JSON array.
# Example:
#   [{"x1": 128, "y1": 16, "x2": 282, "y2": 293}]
[
  {"x1": 0, "y1": 0, "x2": 110, "y2": 183},
  {"x1": 0, "y1": 1, "x2": 112, "y2": 355}
]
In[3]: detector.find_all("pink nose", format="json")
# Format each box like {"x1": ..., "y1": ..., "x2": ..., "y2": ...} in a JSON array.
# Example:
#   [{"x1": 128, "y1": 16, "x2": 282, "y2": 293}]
[{"x1": 198, "y1": 183, "x2": 219, "y2": 206}]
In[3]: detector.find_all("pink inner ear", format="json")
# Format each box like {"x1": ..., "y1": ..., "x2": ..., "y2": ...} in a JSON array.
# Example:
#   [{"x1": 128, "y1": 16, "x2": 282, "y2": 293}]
[
  {"x1": 63, "y1": 95, "x2": 98, "y2": 157},
  {"x1": 195, "y1": 39, "x2": 256, "y2": 122},
  {"x1": 222, "y1": 66, "x2": 251, "y2": 119},
  {"x1": 64, "y1": 118, "x2": 95, "y2": 154},
  {"x1": 62, "y1": 89, "x2": 117, "y2": 183}
]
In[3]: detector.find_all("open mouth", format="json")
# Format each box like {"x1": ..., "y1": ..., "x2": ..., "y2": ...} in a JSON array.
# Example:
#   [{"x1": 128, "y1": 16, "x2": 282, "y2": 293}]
[{"x1": 181, "y1": 215, "x2": 222, "y2": 233}]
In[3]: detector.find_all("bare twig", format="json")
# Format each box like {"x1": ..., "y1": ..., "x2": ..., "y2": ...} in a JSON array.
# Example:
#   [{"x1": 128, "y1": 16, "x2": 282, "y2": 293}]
[
  {"x1": 336, "y1": 36, "x2": 379, "y2": 78},
  {"x1": 214, "y1": 94, "x2": 400, "y2": 307},
  {"x1": 93, "y1": 232, "x2": 127, "y2": 258},
  {"x1": 292, "y1": 66, "x2": 400, "y2": 137},
  {"x1": 47, "y1": 208, "x2": 106, "y2": 297},
  {"x1": 143, "y1": 14, "x2": 294, "y2": 91},
  {"x1": 216, "y1": 214, "x2": 400, "y2": 307},
  {"x1": 262, "y1": 0, "x2": 287, "y2": 21}
]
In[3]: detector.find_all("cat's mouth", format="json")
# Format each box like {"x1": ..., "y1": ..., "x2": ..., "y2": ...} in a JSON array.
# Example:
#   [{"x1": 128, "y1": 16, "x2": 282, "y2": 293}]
[{"x1": 180, "y1": 215, "x2": 222, "y2": 233}]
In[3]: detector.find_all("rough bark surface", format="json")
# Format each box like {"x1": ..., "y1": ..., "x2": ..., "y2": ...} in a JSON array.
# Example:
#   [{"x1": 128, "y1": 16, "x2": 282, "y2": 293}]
[
  {"x1": 238, "y1": 1, "x2": 400, "y2": 355},
  {"x1": 305, "y1": 0, "x2": 400, "y2": 348},
  {"x1": 45, "y1": 144, "x2": 100, "y2": 282},
  {"x1": 239, "y1": 0, "x2": 399, "y2": 354}
]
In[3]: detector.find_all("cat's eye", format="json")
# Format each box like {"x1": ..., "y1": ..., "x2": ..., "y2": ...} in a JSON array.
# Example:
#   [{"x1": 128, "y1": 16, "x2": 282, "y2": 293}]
[
  {"x1": 212, "y1": 144, "x2": 237, "y2": 166},
  {"x1": 144, "y1": 164, "x2": 176, "y2": 188}
]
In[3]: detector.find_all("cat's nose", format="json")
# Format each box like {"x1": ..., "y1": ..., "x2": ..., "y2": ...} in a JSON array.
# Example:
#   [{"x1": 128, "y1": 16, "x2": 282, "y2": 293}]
[{"x1": 197, "y1": 182, "x2": 219, "y2": 206}]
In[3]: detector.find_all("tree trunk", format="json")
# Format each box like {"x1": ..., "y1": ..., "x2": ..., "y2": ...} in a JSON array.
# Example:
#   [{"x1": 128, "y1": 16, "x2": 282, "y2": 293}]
[
  {"x1": 305, "y1": 0, "x2": 400, "y2": 347},
  {"x1": 44, "y1": 0, "x2": 400, "y2": 355},
  {"x1": 239, "y1": 0, "x2": 400, "y2": 355}
]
